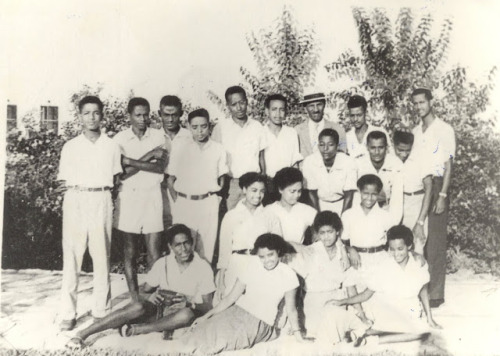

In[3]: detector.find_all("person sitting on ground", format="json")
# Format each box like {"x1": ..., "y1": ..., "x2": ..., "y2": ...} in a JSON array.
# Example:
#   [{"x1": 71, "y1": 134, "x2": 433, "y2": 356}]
[
  {"x1": 216, "y1": 172, "x2": 282, "y2": 303},
  {"x1": 321, "y1": 225, "x2": 441, "y2": 347},
  {"x1": 181, "y1": 233, "x2": 309, "y2": 354},
  {"x1": 66, "y1": 224, "x2": 215, "y2": 349}
]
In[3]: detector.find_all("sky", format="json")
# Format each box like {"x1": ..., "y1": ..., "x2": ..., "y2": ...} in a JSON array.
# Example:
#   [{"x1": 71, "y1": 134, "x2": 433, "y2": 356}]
[{"x1": 1, "y1": 0, "x2": 500, "y2": 124}]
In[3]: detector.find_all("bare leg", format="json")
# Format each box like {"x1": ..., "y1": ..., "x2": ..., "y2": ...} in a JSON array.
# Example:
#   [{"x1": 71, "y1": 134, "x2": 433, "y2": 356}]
[
  {"x1": 123, "y1": 231, "x2": 139, "y2": 301},
  {"x1": 132, "y1": 307, "x2": 195, "y2": 335},
  {"x1": 76, "y1": 301, "x2": 156, "y2": 341},
  {"x1": 144, "y1": 232, "x2": 162, "y2": 271},
  {"x1": 367, "y1": 329, "x2": 428, "y2": 344}
]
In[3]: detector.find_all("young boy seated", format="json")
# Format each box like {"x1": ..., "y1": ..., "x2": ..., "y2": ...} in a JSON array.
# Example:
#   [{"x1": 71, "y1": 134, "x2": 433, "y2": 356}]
[
  {"x1": 66, "y1": 224, "x2": 215, "y2": 349},
  {"x1": 320, "y1": 225, "x2": 440, "y2": 346},
  {"x1": 285, "y1": 211, "x2": 367, "y2": 338}
]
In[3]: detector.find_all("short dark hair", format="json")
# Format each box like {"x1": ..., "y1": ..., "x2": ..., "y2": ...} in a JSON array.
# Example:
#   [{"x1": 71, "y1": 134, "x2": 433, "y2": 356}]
[
  {"x1": 411, "y1": 88, "x2": 433, "y2": 101},
  {"x1": 252, "y1": 233, "x2": 292, "y2": 257},
  {"x1": 387, "y1": 225, "x2": 413, "y2": 247},
  {"x1": 166, "y1": 224, "x2": 193, "y2": 245},
  {"x1": 393, "y1": 130, "x2": 415, "y2": 146},
  {"x1": 225, "y1": 86, "x2": 247, "y2": 102},
  {"x1": 357, "y1": 174, "x2": 383, "y2": 192},
  {"x1": 264, "y1": 94, "x2": 287, "y2": 109},
  {"x1": 273, "y1": 167, "x2": 303, "y2": 190},
  {"x1": 159, "y1": 95, "x2": 183, "y2": 111},
  {"x1": 367, "y1": 130, "x2": 388, "y2": 146},
  {"x1": 128, "y1": 97, "x2": 150, "y2": 114},
  {"x1": 347, "y1": 95, "x2": 367, "y2": 112},
  {"x1": 313, "y1": 211, "x2": 343, "y2": 233},
  {"x1": 318, "y1": 128, "x2": 339, "y2": 146},
  {"x1": 78, "y1": 96, "x2": 103, "y2": 113},
  {"x1": 187, "y1": 108, "x2": 210, "y2": 123},
  {"x1": 239, "y1": 172, "x2": 267, "y2": 189}
]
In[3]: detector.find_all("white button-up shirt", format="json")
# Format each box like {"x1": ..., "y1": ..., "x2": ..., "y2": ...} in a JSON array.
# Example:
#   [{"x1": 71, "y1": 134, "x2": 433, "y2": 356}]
[
  {"x1": 264, "y1": 202, "x2": 317, "y2": 244},
  {"x1": 264, "y1": 124, "x2": 303, "y2": 178},
  {"x1": 346, "y1": 124, "x2": 392, "y2": 159},
  {"x1": 211, "y1": 118, "x2": 267, "y2": 178},
  {"x1": 400, "y1": 154, "x2": 433, "y2": 193},
  {"x1": 58, "y1": 134, "x2": 122, "y2": 187}
]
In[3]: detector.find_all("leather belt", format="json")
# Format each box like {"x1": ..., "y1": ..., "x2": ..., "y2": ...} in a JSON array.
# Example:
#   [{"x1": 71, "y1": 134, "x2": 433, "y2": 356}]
[
  {"x1": 353, "y1": 245, "x2": 385, "y2": 253},
  {"x1": 177, "y1": 191, "x2": 212, "y2": 200},
  {"x1": 232, "y1": 249, "x2": 252, "y2": 255},
  {"x1": 67, "y1": 186, "x2": 110, "y2": 192},
  {"x1": 404, "y1": 190, "x2": 425, "y2": 196}
]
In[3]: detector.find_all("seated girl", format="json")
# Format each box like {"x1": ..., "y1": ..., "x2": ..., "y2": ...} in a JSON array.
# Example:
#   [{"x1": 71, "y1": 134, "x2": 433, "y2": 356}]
[
  {"x1": 181, "y1": 233, "x2": 308, "y2": 354},
  {"x1": 265, "y1": 167, "x2": 317, "y2": 245},
  {"x1": 320, "y1": 225, "x2": 440, "y2": 346}
]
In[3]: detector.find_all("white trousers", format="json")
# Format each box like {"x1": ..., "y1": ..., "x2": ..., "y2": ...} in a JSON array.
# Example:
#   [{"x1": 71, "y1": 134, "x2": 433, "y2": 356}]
[
  {"x1": 60, "y1": 190, "x2": 112, "y2": 320},
  {"x1": 402, "y1": 194, "x2": 428, "y2": 254},
  {"x1": 173, "y1": 194, "x2": 220, "y2": 262}
]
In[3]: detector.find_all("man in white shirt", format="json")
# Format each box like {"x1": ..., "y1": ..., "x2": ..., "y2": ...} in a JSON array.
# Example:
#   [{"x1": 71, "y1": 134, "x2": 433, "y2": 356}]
[
  {"x1": 67, "y1": 224, "x2": 215, "y2": 348},
  {"x1": 114, "y1": 98, "x2": 168, "y2": 302},
  {"x1": 57, "y1": 96, "x2": 122, "y2": 331},
  {"x1": 158, "y1": 96, "x2": 191, "y2": 231},
  {"x1": 345, "y1": 95, "x2": 391, "y2": 159},
  {"x1": 295, "y1": 91, "x2": 347, "y2": 158},
  {"x1": 263, "y1": 94, "x2": 303, "y2": 204},
  {"x1": 211, "y1": 86, "x2": 268, "y2": 210},
  {"x1": 393, "y1": 131, "x2": 433, "y2": 254},
  {"x1": 411, "y1": 88, "x2": 456, "y2": 307}
]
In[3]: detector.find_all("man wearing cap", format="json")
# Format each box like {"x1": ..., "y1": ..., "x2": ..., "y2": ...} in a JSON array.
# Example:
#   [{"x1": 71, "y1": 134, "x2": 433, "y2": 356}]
[
  {"x1": 295, "y1": 90, "x2": 347, "y2": 158},
  {"x1": 411, "y1": 88, "x2": 455, "y2": 308}
]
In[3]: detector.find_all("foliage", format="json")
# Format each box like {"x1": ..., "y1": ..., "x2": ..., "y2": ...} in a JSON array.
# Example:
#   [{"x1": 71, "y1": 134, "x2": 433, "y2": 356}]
[
  {"x1": 207, "y1": 6, "x2": 320, "y2": 126},
  {"x1": 325, "y1": 8, "x2": 500, "y2": 272}
]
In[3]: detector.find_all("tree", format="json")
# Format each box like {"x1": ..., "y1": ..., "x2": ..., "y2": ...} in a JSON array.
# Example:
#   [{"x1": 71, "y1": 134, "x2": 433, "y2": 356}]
[{"x1": 207, "y1": 6, "x2": 320, "y2": 126}]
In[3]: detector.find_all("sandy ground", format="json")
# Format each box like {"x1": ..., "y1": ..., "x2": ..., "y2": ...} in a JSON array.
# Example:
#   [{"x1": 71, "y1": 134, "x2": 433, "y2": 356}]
[{"x1": 1, "y1": 268, "x2": 500, "y2": 355}]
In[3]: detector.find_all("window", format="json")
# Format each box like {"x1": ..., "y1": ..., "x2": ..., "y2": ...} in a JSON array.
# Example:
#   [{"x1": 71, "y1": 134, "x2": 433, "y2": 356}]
[
  {"x1": 7, "y1": 104, "x2": 17, "y2": 131},
  {"x1": 40, "y1": 106, "x2": 58, "y2": 134}
]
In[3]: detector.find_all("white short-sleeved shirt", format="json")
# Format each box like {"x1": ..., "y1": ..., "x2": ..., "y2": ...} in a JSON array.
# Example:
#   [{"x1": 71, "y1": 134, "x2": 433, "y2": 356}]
[
  {"x1": 58, "y1": 134, "x2": 122, "y2": 187},
  {"x1": 412, "y1": 117, "x2": 456, "y2": 177},
  {"x1": 400, "y1": 154, "x2": 433, "y2": 193},
  {"x1": 114, "y1": 127, "x2": 166, "y2": 190},
  {"x1": 163, "y1": 127, "x2": 191, "y2": 154},
  {"x1": 264, "y1": 125, "x2": 303, "y2": 178},
  {"x1": 264, "y1": 202, "x2": 317, "y2": 244},
  {"x1": 355, "y1": 154, "x2": 403, "y2": 201},
  {"x1": 145, "y1": 252, "x2": 215, "y2": 304},
  {"x1": 236, "y1": 256, "x2": 299, "y2": 326},
  {"x1": 218, "y1": 200, "x2": 282, "y2": 269},
  {"x1": 167, "y1": 138, "x2": 228, "y2": 195},
  {"x1": 288, "y1": 241, "x2": 357, "y2": 293},
  {"x1": 342, "y1": 203, "x2": 400, "y2": 248},
  {"x1": 346, "y1": 124, "x2": 392, "y2": 159},
  {"x1": 302, "y1": 152, "x2": 357, "y2": 202},
  {"x1": 211, "y1": 118, "x2": 267, "y2": 178}
]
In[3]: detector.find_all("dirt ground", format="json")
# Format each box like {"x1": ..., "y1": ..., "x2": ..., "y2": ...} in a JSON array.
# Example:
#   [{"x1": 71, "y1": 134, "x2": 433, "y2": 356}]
[{"x1": 1, "y1": 268, "x2": 499, "y2": 355}]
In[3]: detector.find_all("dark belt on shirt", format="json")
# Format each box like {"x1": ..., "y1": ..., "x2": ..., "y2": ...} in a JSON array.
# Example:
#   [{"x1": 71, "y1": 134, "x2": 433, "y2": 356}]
[
  {"x1": 404, "y1": 189, "x2": 425, "y2": 196},
  {"x1": 353, "y1": 245, "x2": 386, "y2": 253},
  {"x1": 232, "y1": 249, "x2": 252, "y2": 255},
  {"x1": 67, "y1": 186, "x2": 111, "y2": 192},
  {"x1": 177, "y1": 191, "x2": 212, "y2": 200}
]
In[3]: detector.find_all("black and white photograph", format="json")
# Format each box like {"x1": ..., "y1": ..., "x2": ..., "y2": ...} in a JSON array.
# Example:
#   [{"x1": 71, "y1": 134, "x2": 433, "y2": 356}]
[{"x1": 1, "y1": 0, "x2": 499, "y2": 355}]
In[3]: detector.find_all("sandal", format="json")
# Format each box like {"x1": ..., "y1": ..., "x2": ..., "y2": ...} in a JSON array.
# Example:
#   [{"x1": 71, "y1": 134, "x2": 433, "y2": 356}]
[
  {"x1": 66, "y1": 336, "x2": 85, "y2": 350},
  {"x1": 353, "y1": 334, "x2": 367, "y2": 347},
  {"x1": 119, "y1": 323, "x2": 135, "y2": 337}
]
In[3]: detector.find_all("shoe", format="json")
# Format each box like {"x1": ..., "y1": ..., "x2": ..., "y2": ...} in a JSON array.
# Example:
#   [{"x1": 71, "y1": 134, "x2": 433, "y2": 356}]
[
  {"x1": 60, "y1": 319, "x2": 76, "y2": 331},
  {"x1": 429, "y1": 299, "x2": 444, "y2": 308},
  {"x1": 119, "y1": 323, "x2": 135, "y2": 337},
  {"x1": 66, "y1": 336, "x2": 85, "y2": 350},
  {"x1": 163, "y1": 330, "x2": 173, "y2": 340}
]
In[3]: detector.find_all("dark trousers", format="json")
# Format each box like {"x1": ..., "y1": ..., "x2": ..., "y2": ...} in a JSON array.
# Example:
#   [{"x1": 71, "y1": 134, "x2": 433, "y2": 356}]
[{"x1": 425, "y1": 176, "x2": 448, "y2": 301}]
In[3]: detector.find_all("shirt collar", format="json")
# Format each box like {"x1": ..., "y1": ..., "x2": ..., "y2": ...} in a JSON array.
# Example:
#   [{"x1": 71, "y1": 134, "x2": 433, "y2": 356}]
[{"x1": 125, "y1": 126, "x2": 152, "y2": 141}]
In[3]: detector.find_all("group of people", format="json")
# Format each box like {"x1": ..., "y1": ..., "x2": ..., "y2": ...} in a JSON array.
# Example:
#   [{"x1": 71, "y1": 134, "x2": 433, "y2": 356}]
[{"x1": 58, "y1": 85, "x2": 454, "y2": 353}]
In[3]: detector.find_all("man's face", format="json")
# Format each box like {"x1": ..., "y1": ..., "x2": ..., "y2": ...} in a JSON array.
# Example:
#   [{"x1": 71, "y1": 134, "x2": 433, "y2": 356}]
[
  {"x1": 318, "y1": 135, "x2": 338, "y2": 162},
  {"x1": 189, "y1": 116, "x2": 210, "y2": 143},
  {"x1": 169, "y1": 233, "x2": 194, "y2": 263},
  {"x1": 360, "y1": 184, "x2": 380, "y2": 210},
  {"x1": 412, "y1": 94, "x2": 431, "y2": 119},
  {"x1": 79, "y1": 103, "x2": 102, "y2": 132},
  {"x1": 367, "y1": 138, "x2": 387, "y2": 164},
  {"x1": 227, "y1": 93, "x2": 248, "y2": 120},
  {"x1": 348, "y1": 106, "x2": 366, "y2": 129},
  {"x1": 394, "y1": 142, "x2": 413, "y2": 163},
  {"x1": 266, "y1": 99, "x2": 286, "y2": 126},
  {"x1": 130, "y1": 105, "x2": 149, "y2": 131},
  {"x1": 160, "y1": 105, "x2": 181, "y2": 132},
  {"x1": 305, "y1": 100, "x2": 325, "y2": 123}
]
